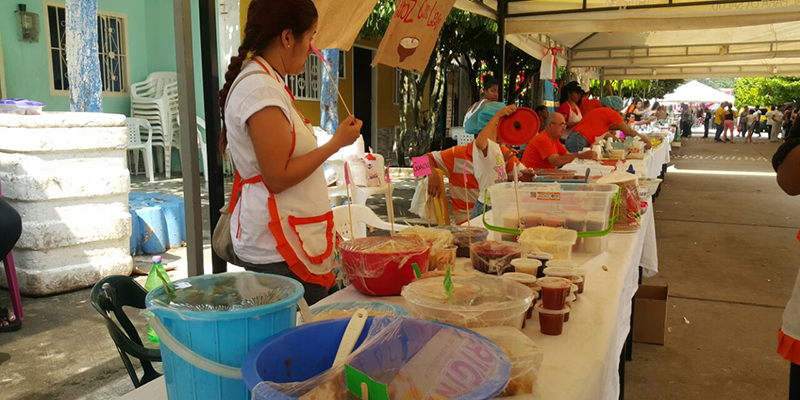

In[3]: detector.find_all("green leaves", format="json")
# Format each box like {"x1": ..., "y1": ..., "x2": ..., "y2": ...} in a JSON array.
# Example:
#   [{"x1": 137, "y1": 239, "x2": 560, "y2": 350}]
[{"x1": 734, "y1": 77, "x2": 800, "y2": 107}]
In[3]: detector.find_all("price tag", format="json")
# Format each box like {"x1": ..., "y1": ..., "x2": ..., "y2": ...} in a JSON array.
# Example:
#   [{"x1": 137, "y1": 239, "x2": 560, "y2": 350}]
[{"x1": 412, "y1": 156, "x2": 432, "y2": 177}]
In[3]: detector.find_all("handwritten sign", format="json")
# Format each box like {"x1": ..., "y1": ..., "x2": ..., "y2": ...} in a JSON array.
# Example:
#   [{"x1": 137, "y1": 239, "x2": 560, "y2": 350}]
[
  {"x1": 372, "y1": 0, "x2": 457, "y2": 71},
  {"x1": 411, "y1": 156, "x2": 432, "y2": 177}
]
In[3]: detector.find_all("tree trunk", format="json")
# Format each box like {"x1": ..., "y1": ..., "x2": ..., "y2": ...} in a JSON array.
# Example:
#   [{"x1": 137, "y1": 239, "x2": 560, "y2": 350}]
[{"x1": 319, "y1": 49, "x2": 339, "y2": 134}]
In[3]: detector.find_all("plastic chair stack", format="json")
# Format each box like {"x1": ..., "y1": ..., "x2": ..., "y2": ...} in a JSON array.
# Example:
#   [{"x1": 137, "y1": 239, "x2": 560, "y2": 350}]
[
  {"x1": 126, "y1": 118, "x2": 155, "y2": 182},
  {"x1": 130, "y1": 72, "x2": 179, "y2": 178}
]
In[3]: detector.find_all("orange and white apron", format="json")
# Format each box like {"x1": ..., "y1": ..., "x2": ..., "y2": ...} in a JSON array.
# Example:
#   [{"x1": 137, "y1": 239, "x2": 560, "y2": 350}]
[{"x1": 228, "y1": 59, "x2": 335, "y2": 288}]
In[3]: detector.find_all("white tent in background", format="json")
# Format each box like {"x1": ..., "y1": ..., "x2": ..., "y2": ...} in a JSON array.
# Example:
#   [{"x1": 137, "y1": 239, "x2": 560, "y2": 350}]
[{"x1": 662, "y1": 80, "x2": 735, "y2": 104}]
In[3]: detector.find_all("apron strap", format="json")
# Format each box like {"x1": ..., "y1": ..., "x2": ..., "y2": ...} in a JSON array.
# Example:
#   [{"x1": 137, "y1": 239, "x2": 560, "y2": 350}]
[{"x1": 229, "y1": 171, "x2": 265, "y2": 239}]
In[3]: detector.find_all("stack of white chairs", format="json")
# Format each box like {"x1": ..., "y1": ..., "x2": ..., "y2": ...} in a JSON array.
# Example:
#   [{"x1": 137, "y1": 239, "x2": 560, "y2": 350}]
[
  {"x1": 194, "y1": 117, "x2": 234, "y2": 183},
  {"x1": 126, "y1": 118, "x2": 155, "y2": 182},
  {"x1": 130, "y1": 72, "x2": 179, "y2": 178}
]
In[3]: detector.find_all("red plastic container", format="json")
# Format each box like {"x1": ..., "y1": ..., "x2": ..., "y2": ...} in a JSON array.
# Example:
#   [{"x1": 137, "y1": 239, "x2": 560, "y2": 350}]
[{"x1": 339, "y1": 237, "x2": 431, "y2": 296}]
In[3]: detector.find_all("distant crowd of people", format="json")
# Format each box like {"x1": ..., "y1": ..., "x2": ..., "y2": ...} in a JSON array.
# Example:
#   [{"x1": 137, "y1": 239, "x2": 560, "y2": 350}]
[{"x1": 675, "y1": 102, "x2": 798, "y2": 143}]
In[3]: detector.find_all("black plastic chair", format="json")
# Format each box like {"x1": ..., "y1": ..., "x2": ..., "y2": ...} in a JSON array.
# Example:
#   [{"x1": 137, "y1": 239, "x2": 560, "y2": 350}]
[{"x1": 90, "y1": 275, "x2": 161, "y2": 388}]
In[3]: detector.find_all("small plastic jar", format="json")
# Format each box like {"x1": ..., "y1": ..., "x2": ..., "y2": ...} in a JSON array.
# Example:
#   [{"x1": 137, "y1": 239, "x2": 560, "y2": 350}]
[
  {"x1": 511, "y1": 258, "x2": 542, "y2": 277},
  {"x1": 526, "y1": 252, "x2": 554, "y2": 279},
  {"x1": 536, "y1": 303, "x2": 570, "y2": 335},
  {"x1": 564, "y1": 293, "x2": 577, "y2": 322},
  {"x1": 538, "y1": 277, "x2": 571, "y2": 310}
]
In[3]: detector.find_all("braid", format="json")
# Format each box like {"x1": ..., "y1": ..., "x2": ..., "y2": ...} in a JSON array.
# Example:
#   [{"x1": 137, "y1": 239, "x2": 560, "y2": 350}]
[{"x1": 218, "y1": 40, "x2": 252, "y2": 156}]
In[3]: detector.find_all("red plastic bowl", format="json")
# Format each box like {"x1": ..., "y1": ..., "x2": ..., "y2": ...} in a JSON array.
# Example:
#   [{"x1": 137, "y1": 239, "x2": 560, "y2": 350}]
[
  {"x1": 498, "y1": 107, "x2": 540, "y2": 146},
  {"x1": 339, "y1": 237, "x2": 431, "y2": 296}
]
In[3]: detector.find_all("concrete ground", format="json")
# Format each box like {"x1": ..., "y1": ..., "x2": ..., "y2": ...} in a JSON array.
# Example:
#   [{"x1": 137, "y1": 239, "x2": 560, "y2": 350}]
[
  {"x1": 625, "y1": 130, "x2": 800, "y2": 399},
  {"x1": 0, "y1": 129, "x2": 797, "y2": 399}
]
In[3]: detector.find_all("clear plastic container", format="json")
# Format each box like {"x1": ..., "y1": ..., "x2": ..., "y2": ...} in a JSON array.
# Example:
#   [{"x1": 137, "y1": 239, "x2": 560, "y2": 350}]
[
  {"x1": 473, "y1": 326, "x2": 544, "y2": 396},
  {"x1": 397, "y1": 226, "x2": 454, "y2": 271},
  {"x1": 510, "y1": 258, "x2": 541, "y2": 276},
  {"x1": 401, "y1": 275, "x2": 534, "y2": 329},
  {"x1": 535, "y1": 303, "x2": 569, "y2": 336},
  {"x1": 490, "y1": 182, "x2": 617, "y2": 240},
  {"x1": 518, "y1": 227, "x2": 578, "y2": 260},
  {"x1": 309, "y1": 301, "x2": 410, "y2": 322},
  {"x1": 470, "y1": 241, "x2": 521, "y2": 275},
  {"x1": 526, "y1": 252, "x2": 554, "y2": 279},
  {"x1": 501, "y1": 272, "x2": 537, "y2": 289},
  {"x1": 538, "y1": 277, "x2": 571, "y2": 310},
  {"x1": 0, "y1": 98, "x2": 44, "y2": 115},
  {"x1": 564, "y1": 293, "x2": 577, "y2": 322},
  {"x1": 436, "y1": 225, "x2": 489, "y2": 257}
]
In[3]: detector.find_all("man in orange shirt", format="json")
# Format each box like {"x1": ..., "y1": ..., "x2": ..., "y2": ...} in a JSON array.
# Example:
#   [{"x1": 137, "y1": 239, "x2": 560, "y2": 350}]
[
  {"x1": 522, "y1": 113, "x2": 597, "y2": 169},
  {"x1": 565, "y1": 96, "x2": 653, "y2": 153}
]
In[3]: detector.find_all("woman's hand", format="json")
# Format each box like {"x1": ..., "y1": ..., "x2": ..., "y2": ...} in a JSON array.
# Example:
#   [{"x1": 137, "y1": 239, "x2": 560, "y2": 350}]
[
  {"x1": 503, "y1": 147, "x2": 519, "y2": 161},
  {"x1": 330, "y1": 115, "x2": 363, "y2": 150}
]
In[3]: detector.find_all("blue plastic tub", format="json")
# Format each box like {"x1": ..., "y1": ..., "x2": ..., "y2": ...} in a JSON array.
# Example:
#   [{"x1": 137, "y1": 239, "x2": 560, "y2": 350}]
[
  {"x1": 146, "y1": 272, "x2": 304, "y2": 400},
  {"x1": 242, "y1": 317, "x2": 511, "y2": 399}
]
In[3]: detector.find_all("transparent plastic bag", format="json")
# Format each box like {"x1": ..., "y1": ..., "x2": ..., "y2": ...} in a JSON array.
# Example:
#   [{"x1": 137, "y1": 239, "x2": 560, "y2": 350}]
[
  {"x1": 435, "y1": 225, "x2": 489, "y2": 257},
  {"x1": 147, "y1": 271, "x2": 300, "y2": 314},
  {"x1": 251, "y1": 317, "x2": 511, "y2": 400},
  {"x1": 469, "y1": 241, "x2": 521, "y2": 275},
  {"x1": 398, "y1": 226, "x2": 454, "y2": 271},
  {"x1": 338, "y1": 237, "x2": 431, "y2": 279},
  {"x1": 473, "y1": 327, "x2": 544, "y2": 396},
  {"x1": 518, "y1": 226, "x2": 578, "y2": 260},
  {"x1": 309, "y1": 301, "x2": 410, "y2": 322},
  {"x1": 597, "y1": 171, "x2": 641, "y2": 232},
  {"x1": 401, "y1": 275, "x2": 533, "y2": 329}
]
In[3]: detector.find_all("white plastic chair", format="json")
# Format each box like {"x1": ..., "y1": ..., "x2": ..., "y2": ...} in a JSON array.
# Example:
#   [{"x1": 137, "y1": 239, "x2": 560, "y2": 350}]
[
  {"x1": 126, "y1": 118, "x2": 155, "y2": 182},
  {"x1": 325, "y1": 156, "x2": 394, "y2": 212},
  {"x1": 332, "y1": 204, "x2": 408, "y2": 239},
  {"x1": 131, "y1": 73, "x2": 179, "y2": 177}
]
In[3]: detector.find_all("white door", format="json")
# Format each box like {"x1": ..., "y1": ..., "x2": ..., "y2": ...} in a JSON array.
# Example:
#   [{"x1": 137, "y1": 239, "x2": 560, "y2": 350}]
[{"x1": 217, "y1": 0, "x2": 240, "y2": 84}]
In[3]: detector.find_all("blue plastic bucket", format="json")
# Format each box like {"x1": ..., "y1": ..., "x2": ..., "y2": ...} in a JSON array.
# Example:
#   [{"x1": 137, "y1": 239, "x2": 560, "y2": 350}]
[
  {"x1": 242, "y1": 317, "x2": 511, "y2": 399},
  {"x1": 146, "y1": 272, "x2": 304, "y2": 400}
]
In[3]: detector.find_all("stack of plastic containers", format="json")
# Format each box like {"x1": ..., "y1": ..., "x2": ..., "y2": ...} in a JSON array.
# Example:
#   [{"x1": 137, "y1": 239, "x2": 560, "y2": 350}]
[{"x1": 490, "y1": 182, "x2": 618, "y2": 255}]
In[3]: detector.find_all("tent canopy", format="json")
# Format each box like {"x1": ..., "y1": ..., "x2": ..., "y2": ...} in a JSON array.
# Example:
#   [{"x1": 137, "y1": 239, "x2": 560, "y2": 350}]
[
  {"x1": 661, "y1": 80, "x2": 735, "y2": 104},
  {"x1": 454, "y1": 0, "x2": 800, "y2": 79}
]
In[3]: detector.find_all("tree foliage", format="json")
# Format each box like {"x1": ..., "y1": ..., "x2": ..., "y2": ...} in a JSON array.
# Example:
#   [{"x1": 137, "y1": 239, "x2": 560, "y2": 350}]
[
  {"x1": 733, "y1": 77, "x2": 800, "y2": 108},
  {"x1": 359, "y1": 2, "x2": 538, "y2": 164},
  {"x1": 588, "y1": 79, "x2": 684, "y2": 100}
]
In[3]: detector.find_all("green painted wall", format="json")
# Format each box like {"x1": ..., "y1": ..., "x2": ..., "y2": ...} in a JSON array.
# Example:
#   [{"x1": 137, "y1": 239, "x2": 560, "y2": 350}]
[{"x1": 0, "y1": 0, "x2": 216, "y2": 172}]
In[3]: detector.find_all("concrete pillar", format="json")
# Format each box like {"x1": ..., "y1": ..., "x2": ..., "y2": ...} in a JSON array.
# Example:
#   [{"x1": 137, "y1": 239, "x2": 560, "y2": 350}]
[
  {"x1": 65, "y1": 0, "x2": 102, "y2": 112},
  {"x1": 0, "y1": 113, "x2": 132, "y2": 295}
]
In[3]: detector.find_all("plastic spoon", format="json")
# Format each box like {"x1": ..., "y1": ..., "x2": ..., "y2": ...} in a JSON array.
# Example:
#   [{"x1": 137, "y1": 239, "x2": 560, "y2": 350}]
[
  {"x1": 333, "y1": 308, "x2": 369, "y2": 366},
  {"x1": 297, "y1": 298, "x2": 313, "y2": 323}
]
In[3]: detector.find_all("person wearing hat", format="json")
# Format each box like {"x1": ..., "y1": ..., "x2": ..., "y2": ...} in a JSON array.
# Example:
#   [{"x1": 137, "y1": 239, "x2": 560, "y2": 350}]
[
  {"x1": 557, "y1": 81, "x2": 585, "y2": 140},
  {"x1": 564, "y1": 96, "x2": 653, "y2": 153}
]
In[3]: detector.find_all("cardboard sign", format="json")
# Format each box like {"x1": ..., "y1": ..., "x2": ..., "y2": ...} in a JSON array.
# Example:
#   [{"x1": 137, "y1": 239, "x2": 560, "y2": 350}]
[
  {"x1": 312, "y1": 0, "x2": 378, "y2": 50},
  {"x1": 371, "y1": 0, "x2": 457, "y2": 71},
  {"x1": 412, "y1": 156, "x2": 432, "y2": 177}
]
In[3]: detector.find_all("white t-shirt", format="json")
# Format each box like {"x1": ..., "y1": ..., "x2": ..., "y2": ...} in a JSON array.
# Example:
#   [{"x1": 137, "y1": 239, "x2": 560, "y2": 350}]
[
  {"x1": 746, "y1": 114, "x2": 758, "y2": 125},
  {"x1": 224, "y1": 57, "x2": 294, "y2": 264},
  {"x1": 767, "y1": 110, "x2": 784, "y2": 125},
  {"x1": 472, "y1": 139, "x2": 507, "y2": 204}
]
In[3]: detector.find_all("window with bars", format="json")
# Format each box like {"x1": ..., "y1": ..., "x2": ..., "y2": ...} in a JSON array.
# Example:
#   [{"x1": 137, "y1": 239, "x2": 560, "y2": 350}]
[
  {"x1": 47, "y1": 5, "x2": 128, "y2": 93},
  {"x1": 286, "y1": 55, "x2": 321, "y2": 101}
]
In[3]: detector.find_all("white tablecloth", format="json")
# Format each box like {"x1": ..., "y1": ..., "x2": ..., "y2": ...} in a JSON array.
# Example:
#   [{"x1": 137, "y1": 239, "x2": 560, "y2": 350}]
[
  {"x1": 119, "y1": 206, "x2": 658, "y2": 400},
  {"x1": 562, "y1": 140, "x2": 671, "y2": 180}
]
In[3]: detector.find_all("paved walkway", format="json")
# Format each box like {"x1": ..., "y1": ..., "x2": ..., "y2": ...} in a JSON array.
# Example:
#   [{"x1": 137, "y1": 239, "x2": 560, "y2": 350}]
[{"x1": 626, "y1": 133, "x2": 800, "y2": 399}]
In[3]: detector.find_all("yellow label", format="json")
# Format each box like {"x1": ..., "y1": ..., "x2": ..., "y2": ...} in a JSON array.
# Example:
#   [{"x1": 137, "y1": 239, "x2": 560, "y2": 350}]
[{"x1": 531, "y1": 191, "x2": 561, "y2": 201}]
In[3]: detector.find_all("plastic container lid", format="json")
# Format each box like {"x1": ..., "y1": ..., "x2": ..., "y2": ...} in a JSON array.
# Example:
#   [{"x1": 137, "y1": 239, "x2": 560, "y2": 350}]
[
  {"x1": 543, "y1": 267, "x2": 578, "y2": 278},
  {"x1": 538, "y1": 277, "x2": 572, "y2": 290},
  {"x1": 152, "y1": 255, "x2": 162, "y2": 263},
  {"x1": 511, "y1": 258, "x2": 542, "y2": 269},
  {"x1": 502, "y1": 272, "x2": 537, "y2": 285},
  {"x1": 566, "y1": 293, "x2": 577, "y2": 303},
  {"x1": 146, "y1": 271, "x2": 303, "y2": 320},
  {"x1": 570, "y1": 275, "x2": 584, "y2": 284},
  {"x1": 498, "y1": 107, "x2": 540, "y2": 146},
  {"x1": 535, "y1": 302, "x2": 570, "y2": 315}
]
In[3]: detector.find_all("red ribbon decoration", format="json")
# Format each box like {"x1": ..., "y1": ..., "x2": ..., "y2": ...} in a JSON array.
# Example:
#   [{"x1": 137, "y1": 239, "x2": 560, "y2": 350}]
[{"x1": 544, "y1": 47, "x2": 564, "y2": 83}]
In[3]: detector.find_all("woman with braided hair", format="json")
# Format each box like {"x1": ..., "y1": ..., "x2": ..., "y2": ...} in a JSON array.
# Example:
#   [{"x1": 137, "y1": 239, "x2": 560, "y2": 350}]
[{"x1": 219, "y1": 0, "x2": 363, "y2": 305}]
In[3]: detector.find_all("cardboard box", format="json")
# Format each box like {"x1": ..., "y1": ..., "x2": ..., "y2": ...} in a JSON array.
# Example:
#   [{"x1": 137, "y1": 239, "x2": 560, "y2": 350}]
[{"x1": 633, "y1": 284, "x2": 669, "y2": 345}]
